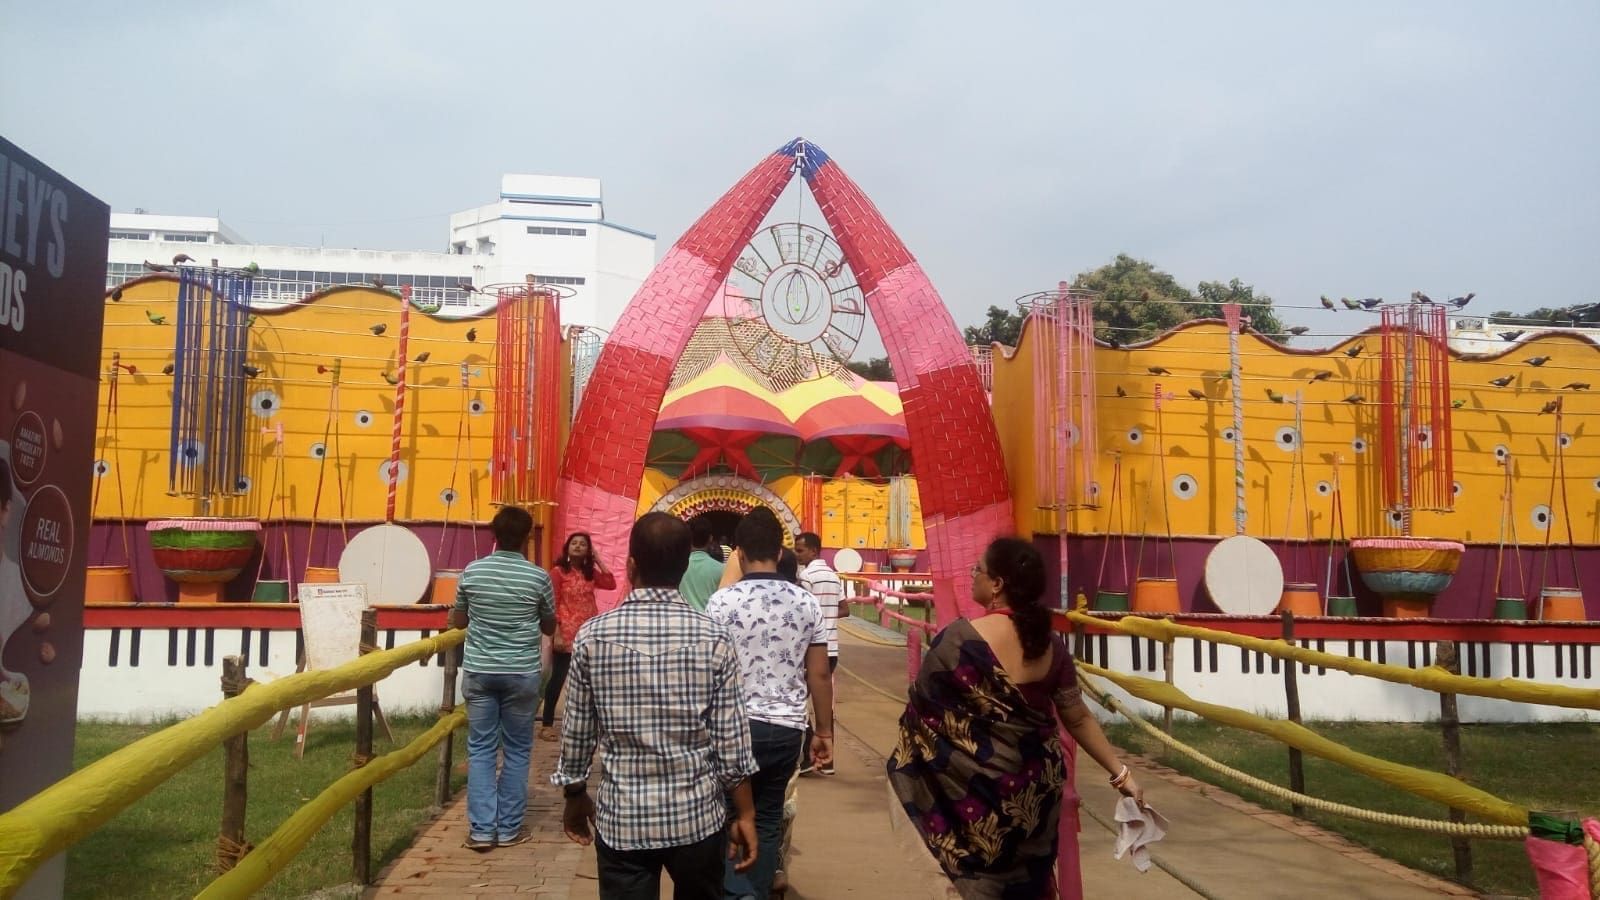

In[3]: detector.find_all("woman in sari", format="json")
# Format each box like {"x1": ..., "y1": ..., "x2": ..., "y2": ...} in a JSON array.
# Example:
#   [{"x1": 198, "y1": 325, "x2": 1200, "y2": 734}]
[
  {"x1": 538, "y1": 532, "x2": 615, "y2": 741},
  {"x1": 888, "y1": 537, "x2": 1144, "y2": 899}
]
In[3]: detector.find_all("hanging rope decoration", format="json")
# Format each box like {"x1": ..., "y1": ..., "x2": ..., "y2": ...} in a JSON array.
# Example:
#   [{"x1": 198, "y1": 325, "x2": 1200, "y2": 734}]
[
  {"x1": 1023, "y1": 283, "x2": 1099, "y2": 525},
  {"x1": 1378, "y1": 303, "x2": 1455, "y2": 533},
  {"x1": 168, "y1": 267, "x2": 253, "y2": 499},
  {"x1": 384, "y1": 287, "x2": 413, "y2": 523},
  {"x1": 491, "y1": 283, "x2": 563, "y2": 506}
]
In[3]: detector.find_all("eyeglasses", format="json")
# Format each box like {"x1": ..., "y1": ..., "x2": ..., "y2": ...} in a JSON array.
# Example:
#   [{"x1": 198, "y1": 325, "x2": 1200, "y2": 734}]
[{"x1": 970, "y1": 565, "x2": 987, "y2": 578}]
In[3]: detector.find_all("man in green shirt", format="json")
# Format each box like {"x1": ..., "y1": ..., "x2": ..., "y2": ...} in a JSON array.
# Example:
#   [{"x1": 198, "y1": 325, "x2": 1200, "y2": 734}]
[
  {"x1": 448, "y1": 506, "x2": 556, "y2": 851},
  {"x1": 677, "y1": 517, "x2": 723, "y2": 611}
]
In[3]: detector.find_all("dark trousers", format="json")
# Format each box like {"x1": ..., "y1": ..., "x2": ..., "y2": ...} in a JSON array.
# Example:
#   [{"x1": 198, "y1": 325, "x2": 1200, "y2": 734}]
[
  {"x1": 801, "y1": 656, "x2": 838, "y2": 768},
  {"x1": 724, "y1": 721, "x2": 804, "y2": 899},
  {"x1": 596, "y1": 828, "x2": 725, "y2": 900},
  {"x1": 539, "y1": 650, "x2": 572, "y2": 727}
]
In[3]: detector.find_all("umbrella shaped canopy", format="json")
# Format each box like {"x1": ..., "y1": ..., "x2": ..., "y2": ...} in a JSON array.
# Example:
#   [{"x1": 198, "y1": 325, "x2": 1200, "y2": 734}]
[
  {"x1": 656, "y1": 385, "x2": 801, "y2": 438},
  {"x1": 795, "y1": 394, "x2": 908, "y2": 443}
]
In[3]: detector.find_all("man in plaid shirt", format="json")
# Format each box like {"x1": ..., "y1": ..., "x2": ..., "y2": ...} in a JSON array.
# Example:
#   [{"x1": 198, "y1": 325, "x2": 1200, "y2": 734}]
[{"x1": 553, "y1": 512, "x2": 758, "y2": 898}]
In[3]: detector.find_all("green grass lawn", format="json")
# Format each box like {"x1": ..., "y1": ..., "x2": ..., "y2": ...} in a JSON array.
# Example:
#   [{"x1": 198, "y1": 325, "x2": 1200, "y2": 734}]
[
  {"x1": 65, "y1": 716, "x2": 464, "y2": 900},
  {"x1": 1104, "y1": 718, "x2": 1600, "y2": 898}
]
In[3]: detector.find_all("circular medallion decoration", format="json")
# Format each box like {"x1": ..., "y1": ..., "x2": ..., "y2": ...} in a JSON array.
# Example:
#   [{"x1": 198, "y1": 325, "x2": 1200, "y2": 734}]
[
  {"x1": 468, "y1": 399, "x2": 485, "y2": 416},
  {"x1": 1315, "y1": 481, "x2": 1332, "y2": 496},
  {"x1": 1558, "y1": 432, "x2": 1572, "y2": 449},
  {"x1": 93, "y1": 459, "x2": 110, "y2": 478},
  {"x1": 1127, "y1": 428, "x2": 1144, "y2": 445},
  {"x1": 1352, "y1": 438, "x2": 1368, "y2": 454},
  {"x1": 177, "y1": 440, "x2": 206, "y2": 468},
  {"x1": 1493, "y1": 444, "x2": 1509, "y2": 462},
  {"x1": 1171, "y1": 474, "x2": 1198, "y2": 500},
  {"x1": 249, "y1": 390, "x2": 280, "y2": 418},
  {"x1": 439, "y1": 488, "x2": 458, "y2": 505},
  {"x1": 1452, "y1": 481, "x2": 1463, "y2": 497},
  {"x1": 309, "y1": 442, "x2": 327, "y2": 459},
  {"x1": 1220, "y1": 427, "x2": 1238, "y2": 443},
  {"x1": 234, "y1": 476, "x2": 251, "y2": 494},
  {"x1": 1531, "y1": 504, "x2": 1551, "y2": 531},
  {"x1": 726, "y1": 223, "x2": 866, "y2": 385},
  {"x1": 354, "y1": 410, "x2": 374, "y2": 428},
  {"x1": 1274, "y1": 426, "x2": 1300, "y2": 451},
  {"x1": 1387, "y1": 509, "x2": 1406, "y2": 528},
  {"x1": 377, "y1": 460, "x2": 408, "y2": 485}
]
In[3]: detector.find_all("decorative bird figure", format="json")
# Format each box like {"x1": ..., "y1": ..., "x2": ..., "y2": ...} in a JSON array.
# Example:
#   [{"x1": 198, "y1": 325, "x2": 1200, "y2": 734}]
[
  {"x1": 370, "y1": 275, "x2": 386, "y2": 289},
  {"x1": 414, "y1": 351, "x2": 431, "y2": 363},
  {"x1": 1187, "y1": 388, "x2": 1207, "y2": 401},
  {"x1": 1499, "y1": 330, "x2": 1525, "y2": 341},
  {"x1": 245, "y1": 314, "x2": 258, "y2": 328},
  {"x1": 382, "y1": 371, "x2": 400, "y2": 385},
  {"x1": 1319, "y1": 295, "x2": 1335, "y2": 310},
  {"x1": 1343, "y1": 394, "x2": 1365, "y2": 404},
  {"x1": 1265, "y1": 388, "x2": 1286, "y2": 403},
  {"x1": 1344, "y1": 343, "x2": 1364, "y2": 358},
  {"x1": 1448, "y1": 293, "x2": 1475, "y2": 308},
  {"x1": 110, "y1": 287, "x2": 123, "y2": 302},
  {"x1": 1115, "y1": 386, "x2": 1127, "y2": 398},
  {"x1": 172, "y1": 253, "x2": 195, "y2": 265},
  {"x1": 1489, "y1": 374, "x2": 1515, "y2": 388},
  {"x1": 1340, "y1": 297, "x2": 1362, "y2": 310},
  {"x1": 1287, "y1": 326, "x2": 1310, "y2": 335},
  {"x1": 1560, "y1": 382, "x2": 1590, "y2": 391},
  {"x1": 457, "y1": 281, "x2": 478, "y2": 294},
  {"x1": 369, "y1": 323, "x2": 387, "y2": 335},
  {"x1": 241, "y1": 364, "x2": 262, "y2": 379},
  {"x1": 1412, "y1": 291, "x2": 1433, "y2": 304},
  {"x1": 1107, "y1": 335, "x2": 1122, "y2": 349},
  {"x1": 1451, "y1": 399, "x2": 1466, "y2": 408},
  {"x1": 1308, "y1": 370, "x2": 1334, "y2": 382},
  {"x1": 243, "y1": 262, "x2": 261, "y2": 275},
  {"x1": 465, "y1": 327, "x2": 478, "y2": 342},
  {"x1": 1539, "y1": 399, "x2": 1562, "y2": 415},
  {"x1": 145, "y1": 310, "x2": 167, "y2": 325},
  {"x1": 142, "y1": 260, "x2": 171, "y2": 272},
  {"x1": 1358, "y1": 297, "x2": 1383, "y2": 309},
  {"x1": 1524, "y1": 356, "x2": 1552, "y2": 367},
  {"x1": 161, "y1": 363, "x2": 175, "y2": 376},
  {"x1": 1147, "y1": 366, "x2": 1171, "y2": 375}
]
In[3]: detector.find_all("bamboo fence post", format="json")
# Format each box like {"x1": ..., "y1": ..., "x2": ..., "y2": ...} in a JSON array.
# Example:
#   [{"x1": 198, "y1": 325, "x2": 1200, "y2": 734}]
[
  {"x1": 1437, "y1": 640, "x2": 1473, "y2": 883},
  {"x1": 217, "y1": 656, "x2": 249, "y2": 872},
  {"x1": 435, "y1": 639, "x2": 461, "y2": 807},
  {"x1": 352, "y1": 609, "x2": 377, "y2": 884},
  {"x1": 1281, "y1": 610, "x2": 1306, "y2": 815},
  {"x1": 1162, "y1": 637, "x2": 1175, "y2": 735}
]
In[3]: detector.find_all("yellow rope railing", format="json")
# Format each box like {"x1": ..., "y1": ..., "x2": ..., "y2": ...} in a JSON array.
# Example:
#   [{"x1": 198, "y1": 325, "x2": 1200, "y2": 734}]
[
  {"x1": 1064, "y1": 611, "x2": 1600, "y2": 712},
  {"x1": 1077, "y1": 671, "x2": 1529, "y2": 839},
  {"x1": 195, "y1": 708, "x2": 466, "y2": 899},
  {"x1": 1079, "y1": 661, "x2": 1530, "y2": 826},
  {"x1": 0, "y1": 628, "x2": 465, "y2": 895}
]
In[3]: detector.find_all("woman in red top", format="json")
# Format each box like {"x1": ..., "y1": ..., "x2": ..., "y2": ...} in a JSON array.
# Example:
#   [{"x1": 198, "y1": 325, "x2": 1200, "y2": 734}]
[{"x1": 539, "y1": 531, "x2": 616, "y2": 740}]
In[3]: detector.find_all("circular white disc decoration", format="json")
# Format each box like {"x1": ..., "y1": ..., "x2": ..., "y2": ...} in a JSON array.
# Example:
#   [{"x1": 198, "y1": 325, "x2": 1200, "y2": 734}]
[
  {"x1": 1274, "y1": 426, "x2": 1300, "y2": 451},
  {"x1": 1315, "y1": 480, "x2": 1332, "y2": 496},
  {"x1": 1127, "y1": 428, "x2": 1144, "y2": 445},
  {"x1": 1531, "y1": 504, "x2": 1552, "y2": 531},
  {"x1": 339, "y1": 523, "x2": 433, "y2": 605},
  {"x1": 1221, "y1": 427, "x2": 1238, "y2": 442},
  {"x1": 1493, "y1": 444, "x2": 1509, "y2": 462},
  {"x1": 1352, "y1": 438, "x2": 1368, "y2": 454},
  {"x1": 354, "y1": 410, "x2": 374, "y2": 428},
  {"x1": 376, "y1": 460, "x2": 409, "y2": 485},
  {"x1": 727, "y1": 222, "x2": 867, "y2": 384},
  {"x1": 1203, "y1": 535, "x2": 1284, "y2": 616},
  {"x1": 1171, "y1": 474, "x2": 1198, "y2": 500},
  {"x1": 250, "y1": 390, "x2": 281, "y2": 418},
  {"x1": 832, "y1": 547, "x2": 863, "y2": 574}
]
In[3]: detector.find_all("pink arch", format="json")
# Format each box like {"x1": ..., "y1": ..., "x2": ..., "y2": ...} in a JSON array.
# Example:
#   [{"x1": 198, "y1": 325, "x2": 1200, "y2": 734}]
[{"x1": 556, "y1": 139, "x2": 1010, "y2": 621}]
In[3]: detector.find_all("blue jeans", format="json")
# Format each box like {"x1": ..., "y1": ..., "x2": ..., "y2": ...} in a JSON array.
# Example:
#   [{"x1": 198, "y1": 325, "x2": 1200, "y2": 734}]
[
  {"x1": 724, "y1": 720, "x2": 804, "y2": 900},
  {"x1": 463, "y1": 670, "x2": 540, "y2": 842}
]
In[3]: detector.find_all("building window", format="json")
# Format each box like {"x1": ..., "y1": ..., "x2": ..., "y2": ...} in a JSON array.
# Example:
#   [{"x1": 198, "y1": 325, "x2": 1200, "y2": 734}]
[
  {"x1": 526, "y1": 226, "x2": 588, "y2": 237},
  {"x1": 509, "y1": 198, "x2": 594, "y2": 208},
  {"x1": 163, "y1": 233, "x2": 209, "y2": 242},
  {"x1": 110, "y1": 230, "x2": 150, "y2": 240},
  {"x1": 534, "y1": 274, "x2": 586, "y2": 286},
  {"x1": 453, "y1": 243, "x2": 468, "y2": 254}
]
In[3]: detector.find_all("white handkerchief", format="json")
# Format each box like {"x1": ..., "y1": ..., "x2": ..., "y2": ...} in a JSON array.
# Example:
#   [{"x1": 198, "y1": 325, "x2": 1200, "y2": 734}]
[{"x1": 1113, "y1": 797, "x2": 1170, "y2": 872}]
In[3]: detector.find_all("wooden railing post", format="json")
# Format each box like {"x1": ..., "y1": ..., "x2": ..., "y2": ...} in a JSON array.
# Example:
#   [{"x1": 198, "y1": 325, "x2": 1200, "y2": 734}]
[
  {"x1": 1161, "y1": 638, "x2": 1175, "y2": 736},
  {"x1": 353, "y1": 609, "x2": 377, "y2": 884},
  {"x1": 1436, "y1": 640, "x2": 1473, "y2": 884},
  {"x1": 1281, "y1": 610, "x2": 1305, "y2": 815},
  {"x1": 435, "y1": 637, "x2": 461, "y2": 807},
  {"x1": 217, "y1": 655, "x2": 250, "y2": 872}
]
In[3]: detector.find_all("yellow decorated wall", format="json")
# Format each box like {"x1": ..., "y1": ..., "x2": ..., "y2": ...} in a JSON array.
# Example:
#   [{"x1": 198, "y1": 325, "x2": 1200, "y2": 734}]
[{"x1": 994, "y1": 319, "x2": 1600, "y2": 546}]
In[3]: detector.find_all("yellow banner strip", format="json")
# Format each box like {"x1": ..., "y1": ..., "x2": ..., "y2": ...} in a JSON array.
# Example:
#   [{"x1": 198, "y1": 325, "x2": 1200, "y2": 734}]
[
  {"x1": 196, "y1": 709, "x2": 465, "y2": 899},
  {"x1": 1081, "y1": 661, "x2": 1529, "y2": 826},
  {"x1": 0, "y1": 629, "x2": 465, "y2": 895},
  {"x1": 1065, "y1": 612, "x2": 1600, "y2": 712}
]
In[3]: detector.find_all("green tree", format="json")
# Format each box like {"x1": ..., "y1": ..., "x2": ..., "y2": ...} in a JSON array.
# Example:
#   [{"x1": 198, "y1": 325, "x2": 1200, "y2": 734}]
[
  {"x1": 962, "y1": 305, "x2": 1025, "y2": 347},
  {"x1": 845, "y1": 356, "x2": 894, "y2": 381},
  {"x1": 1070, "y1": 254, "x2": 1286, "y2": 344},
  {"x1": 1488, "y1": 304, "x2": 1600, "y2": 327},
  {"x1": 1194, "y1": 278, "x2": 1286, "y2": 339}
]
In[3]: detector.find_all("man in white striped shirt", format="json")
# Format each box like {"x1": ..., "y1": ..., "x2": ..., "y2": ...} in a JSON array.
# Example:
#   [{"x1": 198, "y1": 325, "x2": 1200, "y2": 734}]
[{"x1": 794, "y1": 532, "x2": 841, "y2": 777}]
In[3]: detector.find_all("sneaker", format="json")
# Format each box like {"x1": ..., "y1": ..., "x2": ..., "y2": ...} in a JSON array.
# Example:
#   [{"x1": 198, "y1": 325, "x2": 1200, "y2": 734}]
[
  {"x1": 498, "y1": 824, "x2": 532, "y2": 848},
  {"x1": 797, "y1": 760, "x2": 815, "y2": 776},
  {"x1": 464, "y1": 836, "x2": 495, "y2": 852},
  {"x1": 818, "y1": 762, "x2": 835, "y2": 776}
]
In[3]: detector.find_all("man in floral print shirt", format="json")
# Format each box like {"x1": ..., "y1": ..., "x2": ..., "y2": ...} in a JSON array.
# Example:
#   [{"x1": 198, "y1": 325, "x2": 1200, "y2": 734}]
[{"x1": 705, "y1": 508, "x2": 833, "y2": 900}]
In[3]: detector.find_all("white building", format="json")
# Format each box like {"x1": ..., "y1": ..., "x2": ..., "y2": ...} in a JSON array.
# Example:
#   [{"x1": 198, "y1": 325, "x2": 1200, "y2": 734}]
[
  {"x1": 105, "y1": 175, "x2": 656, "y2": 328},
  {"x1": 1448, "y1": 315, "x2": 1600, "y2": 356}
]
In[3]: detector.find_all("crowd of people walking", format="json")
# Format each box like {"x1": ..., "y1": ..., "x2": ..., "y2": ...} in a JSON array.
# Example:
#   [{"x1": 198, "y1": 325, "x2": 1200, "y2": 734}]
[{"x1": 448, "y1": 506, "x2": 1144, "y2": 899}]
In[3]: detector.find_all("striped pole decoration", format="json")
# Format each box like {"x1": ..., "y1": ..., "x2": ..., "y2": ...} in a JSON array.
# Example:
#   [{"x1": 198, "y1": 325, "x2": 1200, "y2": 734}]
[
  {"x1": 1222, "y1": 303, "x2": 1246, "y2": 535},
  {"x1": 386, "y1": 286, "x2": 412, "y2": 523}
]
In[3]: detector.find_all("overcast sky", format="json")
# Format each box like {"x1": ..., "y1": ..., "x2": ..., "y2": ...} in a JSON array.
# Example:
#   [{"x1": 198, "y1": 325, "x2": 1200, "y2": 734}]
[{"x1": 3, "y1": 1, "x2": 1597, "y2": 346}]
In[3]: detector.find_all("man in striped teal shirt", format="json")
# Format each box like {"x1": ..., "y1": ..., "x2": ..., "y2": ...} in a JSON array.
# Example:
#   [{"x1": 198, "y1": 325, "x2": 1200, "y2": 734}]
[{"x1": 448, "y1": 506, "x2": 556, "y2": 851}]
